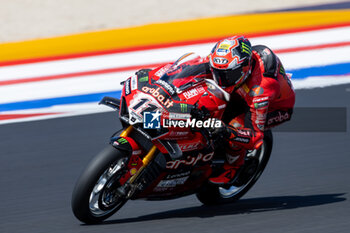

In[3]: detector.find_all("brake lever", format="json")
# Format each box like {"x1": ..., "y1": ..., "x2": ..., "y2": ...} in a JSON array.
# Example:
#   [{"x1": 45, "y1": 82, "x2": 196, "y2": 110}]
[{"x1": 190, "y1": 105, "x2": 210, "y2": 120}]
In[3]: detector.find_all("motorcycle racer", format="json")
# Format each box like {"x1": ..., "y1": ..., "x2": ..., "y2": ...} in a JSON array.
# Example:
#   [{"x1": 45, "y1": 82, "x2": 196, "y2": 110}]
[
  {"x1": 72, "y1": 36, "x2": 292, "y2": 223},
  {"x1": 136, "y1": 35, "x2": 295, "y2": 186},
  {"x1": 206, "y1": 36, "x2": 295, "y2": 185}
]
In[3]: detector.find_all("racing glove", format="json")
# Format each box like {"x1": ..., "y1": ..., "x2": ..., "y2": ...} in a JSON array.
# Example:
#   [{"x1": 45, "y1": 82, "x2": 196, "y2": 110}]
[
  {"x1": 209, "y1": 120, "x2": 263, "y2": 150},
  {"x1": 208, "y1": 119, "x2": 231, "y2": 140}
]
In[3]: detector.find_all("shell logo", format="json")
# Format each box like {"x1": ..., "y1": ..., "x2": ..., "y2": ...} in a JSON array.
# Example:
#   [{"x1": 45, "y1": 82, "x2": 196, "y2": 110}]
[{"x1": 130, "y1": 168, "x2": 138, "y2": 175}]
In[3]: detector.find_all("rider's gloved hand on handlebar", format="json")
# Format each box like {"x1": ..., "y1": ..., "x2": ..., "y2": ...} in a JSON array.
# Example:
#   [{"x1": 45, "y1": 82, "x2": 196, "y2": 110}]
[{"x1": 208, "y1": 119, "x2": 231, "y2": 140}]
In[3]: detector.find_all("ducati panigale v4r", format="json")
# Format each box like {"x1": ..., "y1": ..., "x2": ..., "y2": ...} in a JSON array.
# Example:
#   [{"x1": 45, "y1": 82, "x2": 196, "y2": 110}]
[{"x1": 71, "y1": 53, "x2": 273, "y2": 224}]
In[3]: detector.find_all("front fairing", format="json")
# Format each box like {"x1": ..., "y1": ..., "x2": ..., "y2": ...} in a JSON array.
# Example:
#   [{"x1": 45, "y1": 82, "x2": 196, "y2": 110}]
[
  {"x1": 114, "y1": 55, "x2": 234, "y2": 198},
  {"x1": 118, "y1": 53, "x2": 230, "y2": 154}
]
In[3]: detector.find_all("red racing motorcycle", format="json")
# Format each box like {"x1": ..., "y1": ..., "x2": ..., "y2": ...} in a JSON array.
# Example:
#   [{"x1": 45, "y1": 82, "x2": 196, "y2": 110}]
[{"x1": 71, "y1": 53, "x2": 273, "y2": 224}]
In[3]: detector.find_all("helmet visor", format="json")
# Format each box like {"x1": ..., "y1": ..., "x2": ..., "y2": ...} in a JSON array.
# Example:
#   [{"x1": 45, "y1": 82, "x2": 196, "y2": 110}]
[{"x1": 212, "y1": 67, "x2": 243, "y2": 88}]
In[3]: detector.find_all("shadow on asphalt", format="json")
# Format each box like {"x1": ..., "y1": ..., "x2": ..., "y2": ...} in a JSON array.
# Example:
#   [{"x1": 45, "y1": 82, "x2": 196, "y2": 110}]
[{"x1": 93, "y1": 193, "x2": 346, "y2": 225}]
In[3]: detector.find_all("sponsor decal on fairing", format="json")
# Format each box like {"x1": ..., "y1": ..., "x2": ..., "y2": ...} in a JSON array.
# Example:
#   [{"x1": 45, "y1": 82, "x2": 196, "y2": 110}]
[
  {"x1": 155, "y1": 64, "x2": 172, "y2": 77},
  {"x1": 124, "y1": 78, "x2": 131, "y2": 96},
  {"x1": 155, "y1": 79, "x2": 176, "y2": 95},
  {"x1": 131, "y1": 75, "x2": 138, "y2": 90},
  {"x1": 182, "y1": 86, "x2": 205, "y2": 99},
  {"x1": 178, "y1": 142, "x2": 201, "y2": 151},
  {"x1": 141, "y1": 86, "x2": 174, "y2": 108},
  {"x1": 166, "y1": 152, "x2": 214, "y2": 169},
  {"x1": 156, "y1": 176, "x2": 189, "y2": 187}
]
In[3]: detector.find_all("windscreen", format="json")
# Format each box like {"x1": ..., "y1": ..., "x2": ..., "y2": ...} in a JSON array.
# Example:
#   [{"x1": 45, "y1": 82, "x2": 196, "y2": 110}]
[
  {"x1": 159, "y1": 53, "x2": 210, "y2": 92},
  {"x1": 157, "y1": 53, "x2": 230, "y2": 101}
]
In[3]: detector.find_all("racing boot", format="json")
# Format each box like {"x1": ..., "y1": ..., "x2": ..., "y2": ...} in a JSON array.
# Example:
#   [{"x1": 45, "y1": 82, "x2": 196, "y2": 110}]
[{"x1": 209, "y1": 147, "x2": 246, "y2": 186}]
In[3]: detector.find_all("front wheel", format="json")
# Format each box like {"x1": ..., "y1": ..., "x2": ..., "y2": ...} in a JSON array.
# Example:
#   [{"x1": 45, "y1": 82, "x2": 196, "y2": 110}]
[
  {"x1": 196, "y1": 130, "x2": 273, "y2": 205},
  {"x1": 71, "y1": 145, "x2": 129, "y2": 224}
]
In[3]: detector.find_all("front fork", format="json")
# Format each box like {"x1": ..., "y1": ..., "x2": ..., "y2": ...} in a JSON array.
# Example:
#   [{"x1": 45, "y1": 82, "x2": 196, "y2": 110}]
[{"x1": 117, "y1": 126, "x2": 158, "y2": 197}]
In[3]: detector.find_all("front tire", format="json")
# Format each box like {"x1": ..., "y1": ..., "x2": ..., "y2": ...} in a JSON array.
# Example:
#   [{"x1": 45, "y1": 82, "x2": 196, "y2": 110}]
[
  {"x1": 71, "y1": 145, "x2": 129, "y2": 224},
  {"x1": 196, "y1": 130, "x2": 273, "y2": 205}
]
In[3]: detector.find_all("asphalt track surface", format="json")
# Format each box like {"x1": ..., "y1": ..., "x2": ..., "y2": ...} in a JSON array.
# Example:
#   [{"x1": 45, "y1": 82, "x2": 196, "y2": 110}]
[{"x1": 1, "y1": 84, "x2": 350, "y2": 233}]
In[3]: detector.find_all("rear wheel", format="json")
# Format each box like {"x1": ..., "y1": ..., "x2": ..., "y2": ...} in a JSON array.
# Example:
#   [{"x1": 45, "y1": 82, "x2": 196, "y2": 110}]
[
  {"x1": 196, "y1": 130, "x2": 273, "y2": 205},
  {"x1": 71, "y1": 146, "x2": 129, "y2": 224}
]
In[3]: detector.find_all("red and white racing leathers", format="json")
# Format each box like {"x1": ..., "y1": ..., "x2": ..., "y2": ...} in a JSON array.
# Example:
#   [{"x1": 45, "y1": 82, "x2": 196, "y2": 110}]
[
  {"x1": 186, "y1": 45, "x2": 295, "y2": 151},
  {"x1": 222, "y1": 45, "x2": 295, "y2": 150},
  {"x1": 199, "y1": 45, "x2": 295, "y2": 180},
  {"x1": 139, "y1": 45, "x2": 295, "y2": 183}
]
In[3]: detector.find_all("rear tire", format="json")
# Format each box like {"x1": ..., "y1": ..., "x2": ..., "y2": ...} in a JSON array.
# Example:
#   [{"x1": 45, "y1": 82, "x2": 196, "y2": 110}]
[
  {"x1": 196, "y1": 130, "x2": 273, "y2": 205},
  {"x1": 71, "y1": 145, "x2": 129, "y2": 224}
]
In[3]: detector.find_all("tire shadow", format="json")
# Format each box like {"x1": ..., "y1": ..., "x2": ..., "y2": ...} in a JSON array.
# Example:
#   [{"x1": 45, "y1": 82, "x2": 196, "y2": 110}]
[{"x1": 96, "y1": 193, "x2": 346, "y2": 225}]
